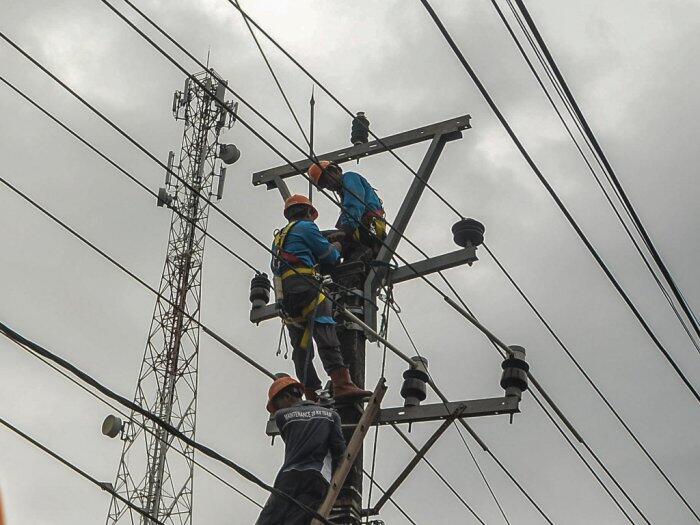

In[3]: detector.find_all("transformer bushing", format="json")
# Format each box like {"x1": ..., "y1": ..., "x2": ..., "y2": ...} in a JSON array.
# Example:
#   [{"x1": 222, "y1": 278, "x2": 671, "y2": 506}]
[
  {"x1": 452, "y1": 218, "x2": 485, "y2": 247},
  {"x1": 249, "y1": 273, "x2": 271, "y2": 309},
  {"x1": 500, "y1": 345, "x2": 529, "y2": 399},
  {"x1": 401, "y1": 356, "x2": 430, "y2": 407}
]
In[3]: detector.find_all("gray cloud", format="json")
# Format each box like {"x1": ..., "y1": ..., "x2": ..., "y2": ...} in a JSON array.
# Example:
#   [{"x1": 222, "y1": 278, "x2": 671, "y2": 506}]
[{"x1": 1, "y1": 0, "x2": 698, "y2": 524}]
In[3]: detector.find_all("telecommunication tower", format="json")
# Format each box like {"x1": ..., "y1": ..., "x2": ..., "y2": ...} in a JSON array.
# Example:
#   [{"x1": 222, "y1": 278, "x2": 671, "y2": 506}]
[{"x1": 104, "y1": 69, "x2": 238, "y2": 524}]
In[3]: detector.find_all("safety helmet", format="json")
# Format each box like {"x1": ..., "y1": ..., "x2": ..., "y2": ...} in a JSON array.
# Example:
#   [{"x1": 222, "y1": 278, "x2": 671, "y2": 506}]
[
  {"x1": 266, "y1": 375, "x2": 304, "y2": 413},
  {"x1": 308, "y1": 160, "x2": 338, "y2": 185},
  {"x1": 283, "y1": 194, "x2": 318, "y2": 221}
]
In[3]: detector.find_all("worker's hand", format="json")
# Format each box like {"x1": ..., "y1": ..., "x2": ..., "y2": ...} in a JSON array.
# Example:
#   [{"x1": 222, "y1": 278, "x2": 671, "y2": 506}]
[
  {"x1": 331, "y1": 241, "x2": 343, "y2": 252},
  {"x1": 326, "y1": 231, "x2": 346, "y2": 242}
]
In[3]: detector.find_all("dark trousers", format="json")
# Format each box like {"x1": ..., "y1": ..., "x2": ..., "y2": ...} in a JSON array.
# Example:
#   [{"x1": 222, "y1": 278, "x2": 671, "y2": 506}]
[
  {"x1": 283, "y1": 277, "x2": 345, "y2": 390},
  {"x1": 256, "y1": 469, "x2": 329, "y2": 525}
]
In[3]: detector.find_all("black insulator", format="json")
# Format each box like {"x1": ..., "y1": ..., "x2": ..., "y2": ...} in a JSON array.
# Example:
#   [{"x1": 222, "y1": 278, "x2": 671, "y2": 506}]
[
  {"x1": 400, "y1": 356, "x2": 430, "y2": 407},
  {"x1": 452, "y1": 218, "x2": 485, "y2": 247},
  {"x1": 250, "y1": 273, "x2": 271, "y2": 308},
  {"x1": 351, "y1": 112, "x2": 370, "y2": 145},
  {"x1": 500, "y1": 346, "x2": 529, "y2": 396}
]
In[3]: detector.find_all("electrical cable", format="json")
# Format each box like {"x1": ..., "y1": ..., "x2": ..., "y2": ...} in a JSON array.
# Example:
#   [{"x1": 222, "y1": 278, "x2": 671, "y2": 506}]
[
  {"x1": 0, "y1": 320, "x2": 335, "y2": 525},
  {"x1": 390, "y1": 306, "x2": 512, "y2": 525},
  {"x1": 15, "y1": 339, "x2": 264, "y2": 509},
  {"x1": 361, "y1": 469, "x2": 418, "y2": 525},
  {"x1": 0, "y1": 74, "x2": 261, "y2": 276},
  {"x1": 102, "y1": 0, "x2": 472, "y2": 321},
  {"x1": 0, "y1": 176, "x2": 275, "y2": 380},
  {"x1": 0, "y1": 22, "x2": 647, "y2": 524},
  {"x1": 0, "y1": 171, "x2": 518, "y2": 525},
  {"x1": 0, "y1": 414, "x2": 166, "y2": 525},
  {"x1": 438, "y1": 282, "x2": 652, "y2": 524},
  {"x1": 484, "y1": 243, "x2": 700, "y2": 521},
  {"x1": 417, "y1": 0, "x2": 700, "y2": 404},
  {"x1": 220, "y1": 0, "x2": 465, "y2": 221},
  {"x1": 390, "y1": 423, "x2": 498, "y2": 525},
  {"x1": 489, "y1": 0, "x2": 700, "y2": 356},
  {"x1": 93, "y1": 11, "x2": 698, "y2": 519},
  {"x1": 0, "y1": 124, "x2": 542, "y2": 525},
  {"x1": 232, "y1": 0, "x2": 310, "y2": 148},
  {"x1": 512, "y1": 0, "x2": 700, "y2": 345}
]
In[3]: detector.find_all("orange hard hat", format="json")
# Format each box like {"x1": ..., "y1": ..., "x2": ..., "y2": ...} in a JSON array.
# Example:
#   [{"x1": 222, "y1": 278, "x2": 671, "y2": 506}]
[
  {"x1": 308, "y1": 160, "x2": 335, "y2": 185},
  {"x1": 284, "y1": 194, "x2": 318, "y2": 220},
  {"x1": 267, "y1": 375, "x2": 303, "y2": 413}
]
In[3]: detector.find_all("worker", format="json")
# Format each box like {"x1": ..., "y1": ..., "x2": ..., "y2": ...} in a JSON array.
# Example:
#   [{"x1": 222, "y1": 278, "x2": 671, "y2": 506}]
[
  {"x1": 271, "y1": 194, "x2": 372, "y2": 401},
  {"x1": 308, "y1": 161, "x2": 386, "y2": 262},
  {"x1": 256, "y1": 375, "x2": 346, "y2": 525}
]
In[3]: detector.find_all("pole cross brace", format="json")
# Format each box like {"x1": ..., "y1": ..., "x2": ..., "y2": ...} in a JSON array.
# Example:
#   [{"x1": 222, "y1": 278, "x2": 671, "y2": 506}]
[
  {"x1": 310, "y1": 379, "x2": 388, "y2": 525},
  {"x1": 365, "y1": 404, "x2": 466, "y2": 516}
]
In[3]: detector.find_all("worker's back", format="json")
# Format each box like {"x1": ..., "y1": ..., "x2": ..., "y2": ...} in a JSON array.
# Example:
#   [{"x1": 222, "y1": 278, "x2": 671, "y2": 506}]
[{"x1": 275, "y1": 401, "x2": 345, "y2": 482}]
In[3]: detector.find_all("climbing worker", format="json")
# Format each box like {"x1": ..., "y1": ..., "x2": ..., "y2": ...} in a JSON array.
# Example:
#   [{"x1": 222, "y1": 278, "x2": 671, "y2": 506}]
[
  {"x1": 256, "y1": 375, "x2": 346, "y2": 525},
  {"x1": 271, "y1": 194, "x2": 372, "y2": 401},
  {"x1": 308, "y1": 161, "x2": 386, "y2": 262}
]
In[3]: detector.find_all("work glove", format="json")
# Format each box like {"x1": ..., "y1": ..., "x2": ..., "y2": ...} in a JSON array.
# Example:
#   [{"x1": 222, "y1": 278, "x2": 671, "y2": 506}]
[{"x1": 325, "y1": 231, "x2": 346, "y2": 243}]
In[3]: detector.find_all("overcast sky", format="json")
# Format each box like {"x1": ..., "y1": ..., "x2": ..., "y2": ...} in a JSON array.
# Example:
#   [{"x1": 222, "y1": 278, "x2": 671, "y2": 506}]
[{"x1": 1, "y1": 0, "x2": 699, "y2": 523}]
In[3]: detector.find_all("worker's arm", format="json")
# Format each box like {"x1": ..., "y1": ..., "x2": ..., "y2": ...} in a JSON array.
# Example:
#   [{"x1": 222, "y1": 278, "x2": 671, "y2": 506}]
[
  {"x1": 300, "y1": 221, "x2": 341, "y2": 265},
  {"x1": 329, "y1": 411, "x2": 346, "y2": 474},
  {"x1": 339, "y1": 172, "x2": 366, "y2": 233}
]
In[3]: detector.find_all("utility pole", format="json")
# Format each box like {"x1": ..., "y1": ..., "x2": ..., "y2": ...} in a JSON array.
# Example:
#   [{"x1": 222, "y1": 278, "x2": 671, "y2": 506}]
[
  {"x1": 104, "y1": 69, "x2": 237, "y2": 525},
  {"x1": 250, "y1": 114, "x2": 529, "y2": 524}
]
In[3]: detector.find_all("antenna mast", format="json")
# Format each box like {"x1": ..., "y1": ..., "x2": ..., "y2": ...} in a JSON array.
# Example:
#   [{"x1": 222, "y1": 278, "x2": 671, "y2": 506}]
[{"x1": 105, "y1": 68, "x2": 236, "y2": 525}]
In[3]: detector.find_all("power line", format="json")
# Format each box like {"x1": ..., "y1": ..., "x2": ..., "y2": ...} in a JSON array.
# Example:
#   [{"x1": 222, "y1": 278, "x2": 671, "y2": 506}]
[
  {"x1": 390, "y1": 307, "x2": 511, "y2": 525},
  {"x1": 15, "y1": 339, "x2": 264, "y2": 510},
  {"x1": 232, "y1": 0, "x2": 310, "y2": 148},
  {"x1": 417, "y1": 0, "x2": 700, "y2": 404},
  {"x1": 0, "y1": 319, "x2": 335, "y2": 525},
  {"x1": 0, "y1": 73, "x2": 261, "y2": 275},
  {"x1": 483, "y1": 243, "x2": 700, "y2": 521},
  {"x1": 0, "y1": 176, "x2": 275, "y2": 379},
  {"x1": 94, "y1": 10, "x2": 697, "y2": 519},
  {"x1": 441, "y1": 284, "x2": 653, "y2": 524},
  {"x1": 0, "y1": 414, "x2": 165, "y2": 525},
  {"x1": 0, "y1": 152, "x2": 526, "y2": 524},
  {"x1": 0, "y1": 18, "x2": 654, "y2": 523},
  {"x1": 511, "y1": 0, "x2": 700, "y2": 345},
  {"x1": 220, "y1": 0, "x2": 465, "y2": 221},
  {"x1": 489, "y1": 0, "x2": 700, "y2": 356},
  {"x1": 361, "y1": 469, "x2": 418, "y2": 525}
]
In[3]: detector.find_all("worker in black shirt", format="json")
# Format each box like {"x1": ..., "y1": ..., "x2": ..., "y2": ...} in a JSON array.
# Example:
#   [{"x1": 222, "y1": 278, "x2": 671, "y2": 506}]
[{"x1": 256, "y1": 375, "x2": 346, "y2": 525}]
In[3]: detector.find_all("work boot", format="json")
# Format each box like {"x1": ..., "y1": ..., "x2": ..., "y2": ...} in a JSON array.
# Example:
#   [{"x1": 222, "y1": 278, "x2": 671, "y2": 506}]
[
  {"x1": 304, "y1": 387, "x2": 319, "y2": 403},
  {"x1": 330, "y1": 368, "x2": 373, "y2": 401}
]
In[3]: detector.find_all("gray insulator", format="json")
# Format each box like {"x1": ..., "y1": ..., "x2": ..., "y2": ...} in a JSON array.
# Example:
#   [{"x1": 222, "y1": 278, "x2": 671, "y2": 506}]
[
  {"x1": 401, "y1": 356, "x2": 430, "y2": 407},
  {"x1": 250, "y1": 273, "x2": 271, "y2": 309},
  {"x1": 500, "y1": 345, "x2": 529, "y2": 399}
]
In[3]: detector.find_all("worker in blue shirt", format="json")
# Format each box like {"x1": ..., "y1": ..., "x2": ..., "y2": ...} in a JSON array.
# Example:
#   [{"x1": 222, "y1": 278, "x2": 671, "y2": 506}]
[
  {"x1": 271, "y1": 194, "x2": 372, "y2": 401},
  {"x1": 308, "y1": 161, "x2": 386, "y2": 262}
]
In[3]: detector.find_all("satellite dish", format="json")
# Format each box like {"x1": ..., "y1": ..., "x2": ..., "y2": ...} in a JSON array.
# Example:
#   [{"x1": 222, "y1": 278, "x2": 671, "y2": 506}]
[
  {"x1": 102, "y1": 415, "x2": 123, "y2": 438},
  {"x1": 219, "y1": 144, "x2": 241, "y2": 165}
]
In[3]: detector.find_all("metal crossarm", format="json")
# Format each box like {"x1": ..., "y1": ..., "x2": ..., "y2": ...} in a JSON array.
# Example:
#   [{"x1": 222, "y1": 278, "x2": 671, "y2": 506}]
[{"x1": 251, "y1": 115, "x2": 471, "y2": 189}]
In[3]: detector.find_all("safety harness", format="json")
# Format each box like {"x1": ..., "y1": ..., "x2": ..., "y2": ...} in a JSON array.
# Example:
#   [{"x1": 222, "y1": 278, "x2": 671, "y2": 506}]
[{"x1": 272, "y1": 221, "x2": 327, "y2": 352}]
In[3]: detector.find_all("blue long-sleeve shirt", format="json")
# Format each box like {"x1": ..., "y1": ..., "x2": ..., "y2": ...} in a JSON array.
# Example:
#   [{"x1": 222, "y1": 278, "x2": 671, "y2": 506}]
[
  {"x1": 271, "y1": 220, "x2": 340, "y2": 274},
  {"x1": 336, "y1": 171, "x2": 383, "y2": 231}
]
